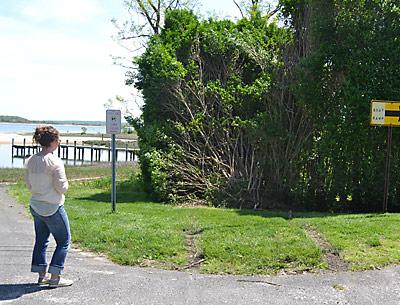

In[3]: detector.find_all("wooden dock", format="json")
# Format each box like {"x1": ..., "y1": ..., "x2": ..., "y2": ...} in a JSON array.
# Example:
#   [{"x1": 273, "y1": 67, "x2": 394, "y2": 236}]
[{"x1": 11, "y1": 138, "x2": 139, "y2": 163}]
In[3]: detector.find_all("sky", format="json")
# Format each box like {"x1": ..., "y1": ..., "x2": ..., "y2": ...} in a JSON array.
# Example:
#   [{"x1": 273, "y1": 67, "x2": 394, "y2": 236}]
[{"x1": 0, "y1": 0, "x2": 245, "y2": 122}]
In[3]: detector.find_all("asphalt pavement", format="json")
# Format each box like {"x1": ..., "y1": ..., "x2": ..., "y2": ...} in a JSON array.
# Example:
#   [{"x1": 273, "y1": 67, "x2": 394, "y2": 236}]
[{"x1": 1, "y1": 184, "x2": 400, "y2": 305}]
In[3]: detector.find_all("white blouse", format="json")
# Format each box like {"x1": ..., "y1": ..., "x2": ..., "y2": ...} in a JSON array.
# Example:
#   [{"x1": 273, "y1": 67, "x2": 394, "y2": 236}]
[{"x1": 25, "y1": 153, "x2": 69, "y2": 216}]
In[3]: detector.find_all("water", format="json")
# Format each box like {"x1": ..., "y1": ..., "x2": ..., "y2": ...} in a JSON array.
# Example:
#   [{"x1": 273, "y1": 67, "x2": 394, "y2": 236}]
[
  {"x1": 0, "y1": 122, "x2": 105, "y2": 134},
  {"x1": 0, "y1": 144, "x2": 19, "y2": 168},
  {"x1": 0, "y1": 143, "x2": 135, "y2": 168},
  {"x1": 0, "y1": 123, "x2": 119, "y2": 168}
]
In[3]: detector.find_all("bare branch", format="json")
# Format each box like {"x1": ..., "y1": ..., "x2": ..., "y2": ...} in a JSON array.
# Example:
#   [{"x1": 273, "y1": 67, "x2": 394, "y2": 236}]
[
  {"x1": 147, "y1": 0, "x2": 158, "y2": 13},
  {"x1": 232, "y1": 0, "x2": 245, "y2": 18},
  {"x1": 137, "y1": 0, "x2": 159, "y2": 33},
  {"x1": 265, "y1": 3, "x2": 283, "y2": 19},
  {"x1": 120, "y1": 34, "x2": 151, "y2": 40}
]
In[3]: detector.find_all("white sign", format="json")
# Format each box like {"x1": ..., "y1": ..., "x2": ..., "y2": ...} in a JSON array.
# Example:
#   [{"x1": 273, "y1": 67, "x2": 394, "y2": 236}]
[
  {"x1": 370, "y1": 101, "x2": 385, "y2": 125},
  {"x1": 106, "y1": 109, "x2": 121, "y2": 134},
  {"x1": 370, "y1": 100, "x2": 400, "y2": 126}
]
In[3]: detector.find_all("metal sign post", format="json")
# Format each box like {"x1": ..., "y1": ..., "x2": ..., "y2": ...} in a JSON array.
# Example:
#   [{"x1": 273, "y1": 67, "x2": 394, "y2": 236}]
[
  {"x1": 106, "y1": 110, "x2": 122, "y2": 213},
  {"x1": 383, "y1": 127, "x2": 392, "y2": 212},
  {"x1": 111, "y1": 133, "x2": 117, "y2": 212},
  {"x1": 370, "y1": 100, "x2": 400, "y2": 212}
]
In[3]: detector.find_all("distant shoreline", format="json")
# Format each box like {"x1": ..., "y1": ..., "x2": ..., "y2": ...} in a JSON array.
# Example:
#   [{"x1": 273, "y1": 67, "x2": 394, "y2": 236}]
[
  {"x1": 0, "y1": 133, "x2": 106, "y2": 145},
  {"x1": 0, "y1": 121, "x2": 105, "y2": 127},
  {"x1": 0, "y1": 115, "x2": 107, "y2": 126}
]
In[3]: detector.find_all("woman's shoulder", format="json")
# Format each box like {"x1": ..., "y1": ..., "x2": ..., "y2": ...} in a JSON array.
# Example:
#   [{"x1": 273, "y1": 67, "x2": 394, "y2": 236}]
[
  {"x1": 24, "y1": 155, "x2": 34, "y2": 168},
  {"x1": 25, "y1": 154, "x2": 41, "y2": 166}
]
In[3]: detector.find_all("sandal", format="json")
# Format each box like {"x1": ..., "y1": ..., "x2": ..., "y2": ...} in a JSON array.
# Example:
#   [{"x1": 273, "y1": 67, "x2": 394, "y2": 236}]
[
  {"x1": 48, "y1": 277, "x2": 74, "y2": 288},
  {"x1": 38, "y1": 276, "x2": 50, "y2": 286}
]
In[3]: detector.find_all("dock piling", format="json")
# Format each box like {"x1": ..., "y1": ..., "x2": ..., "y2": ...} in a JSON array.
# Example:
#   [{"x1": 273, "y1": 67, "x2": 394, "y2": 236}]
[
  {"x1": 73, "y1": 141, "x2": 77, "y2": 162},
  {"x1": 10, "y1": 141, "x2": 138, "y2": 164}
]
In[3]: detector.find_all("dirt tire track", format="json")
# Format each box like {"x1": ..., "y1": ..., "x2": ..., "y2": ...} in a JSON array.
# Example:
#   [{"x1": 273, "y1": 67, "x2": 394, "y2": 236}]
[{"x1": 305, "y1": 225, "x2": 349, "y2": 272}]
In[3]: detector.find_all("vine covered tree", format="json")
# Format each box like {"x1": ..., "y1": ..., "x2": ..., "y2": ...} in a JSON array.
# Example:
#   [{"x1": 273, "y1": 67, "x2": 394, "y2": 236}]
[
  {"x1": 123, "y1": 0, "x2": 400, "y2": 212},
  {"x1": 129, "y1": 7, "x2": 310, "y2": 209}
]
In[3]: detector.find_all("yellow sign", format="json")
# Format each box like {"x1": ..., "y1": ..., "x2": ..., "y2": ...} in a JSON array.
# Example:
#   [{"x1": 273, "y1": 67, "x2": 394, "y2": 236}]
[{"x1": 370, "y1": 100, "x2": 400, "y2": 126}]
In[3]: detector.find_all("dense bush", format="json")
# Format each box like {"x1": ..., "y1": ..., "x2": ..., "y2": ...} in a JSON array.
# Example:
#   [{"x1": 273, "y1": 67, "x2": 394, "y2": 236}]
[{"x1": 129, "y1": 10, "x2": 301, "y2": 208}]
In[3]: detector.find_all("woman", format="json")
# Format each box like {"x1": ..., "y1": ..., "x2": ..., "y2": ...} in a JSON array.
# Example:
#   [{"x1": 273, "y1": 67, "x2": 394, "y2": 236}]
[{"x1": 25, "y1": 125, "x2": 73, "y2": 287}]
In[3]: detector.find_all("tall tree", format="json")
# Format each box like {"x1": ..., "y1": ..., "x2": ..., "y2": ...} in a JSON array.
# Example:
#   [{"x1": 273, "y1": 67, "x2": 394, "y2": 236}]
[{"x1": 283, "y1": 0, "x2": 400, "y2": 211}]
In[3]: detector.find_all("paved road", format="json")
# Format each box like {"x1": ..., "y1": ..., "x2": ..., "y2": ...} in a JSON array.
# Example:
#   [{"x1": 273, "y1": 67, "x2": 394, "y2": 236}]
[{"x1": 1, "y1": 184, "x2": 400, "y2": 305}]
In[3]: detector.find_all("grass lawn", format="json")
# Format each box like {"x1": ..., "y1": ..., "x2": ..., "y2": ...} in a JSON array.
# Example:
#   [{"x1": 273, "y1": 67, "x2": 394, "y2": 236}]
[
  {"x1": 9, "y1": 176, "x2": 324, "y2": 275},
  {"x1": 6, "y1": 167, "x2": 400, "y2": 275},
  {"x1": 0, "y1": 163, "x2": 135, "y2": 183},
  {"x1": 295, "y1": 214, "x2": 400, "y2": 270}
]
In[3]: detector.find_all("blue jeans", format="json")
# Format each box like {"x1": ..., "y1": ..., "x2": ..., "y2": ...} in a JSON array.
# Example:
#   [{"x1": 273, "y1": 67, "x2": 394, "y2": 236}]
[{"x1": 30, "y1": 205, "x2": 71, "y2": 275}]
